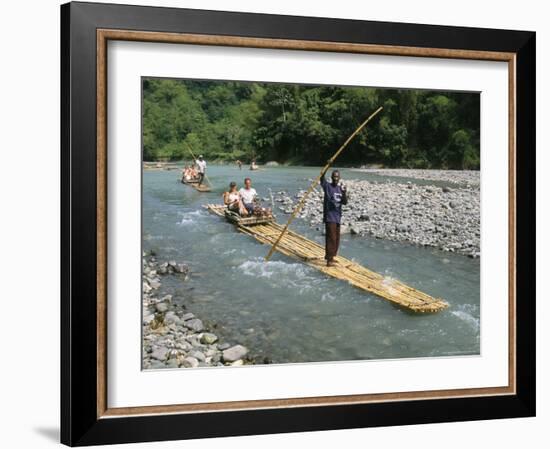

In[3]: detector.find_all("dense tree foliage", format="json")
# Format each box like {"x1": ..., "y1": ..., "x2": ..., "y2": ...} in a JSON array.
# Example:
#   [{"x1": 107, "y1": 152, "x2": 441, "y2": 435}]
[{"x1": 142, "y1": 78, "x2": 480, "y2": 169}]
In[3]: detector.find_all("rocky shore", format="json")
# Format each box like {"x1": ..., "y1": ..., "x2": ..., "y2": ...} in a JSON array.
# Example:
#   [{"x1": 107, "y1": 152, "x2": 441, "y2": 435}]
[
  {"x1": 142, "y1": 252, "x2": 251, "y2": 369},
  {"x1": 273, "y1": 171, "x2": 480, "y2": 258},
  {"x1": 353, "y1": 168, "x2": 480, "y2": 187}
]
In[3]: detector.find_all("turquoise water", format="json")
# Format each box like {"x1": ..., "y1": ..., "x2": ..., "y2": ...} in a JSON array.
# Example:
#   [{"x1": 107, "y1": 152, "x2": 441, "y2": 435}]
[{"x1": 143, "y1": 165, "x2": 480, "y2": 364}]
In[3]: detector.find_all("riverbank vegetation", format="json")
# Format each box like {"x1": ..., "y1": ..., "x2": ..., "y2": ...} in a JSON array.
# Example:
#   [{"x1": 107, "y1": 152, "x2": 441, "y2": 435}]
[{"x1": 143, "y1": 78, "x2": 480, "y2": 169}]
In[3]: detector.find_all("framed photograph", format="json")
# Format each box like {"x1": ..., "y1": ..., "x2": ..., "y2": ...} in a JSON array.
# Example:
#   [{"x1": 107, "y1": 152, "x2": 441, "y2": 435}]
[{"x1": 61, "y1": 1, "x2": 536, "y2": 446}]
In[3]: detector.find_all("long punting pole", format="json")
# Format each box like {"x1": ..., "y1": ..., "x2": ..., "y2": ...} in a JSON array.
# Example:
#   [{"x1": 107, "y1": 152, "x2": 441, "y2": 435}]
[
  {"x1": 264, "y1": 106, "x2": 383, "y2": 262},
  {"x1": 185, "y1": 143, "x2": 213, "y2": 187}
]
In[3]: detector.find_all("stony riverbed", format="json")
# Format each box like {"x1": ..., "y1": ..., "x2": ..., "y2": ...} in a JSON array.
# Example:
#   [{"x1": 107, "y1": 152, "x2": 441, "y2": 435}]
[
  {"x1": 353, "y1": 168, "x2": 480, "y2": 187},
  {"x1": 272, "y1": 170, "x2": 480, "y2": 258},
  {"x1": 142, "y1": 252, "x2": 252, "y2": 369}
]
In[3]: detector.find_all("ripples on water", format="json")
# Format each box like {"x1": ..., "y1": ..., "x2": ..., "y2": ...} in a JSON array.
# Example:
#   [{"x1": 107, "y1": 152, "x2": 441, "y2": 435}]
[{"x1": 143, "y1": 165, "x2": 480, "y2": 364}]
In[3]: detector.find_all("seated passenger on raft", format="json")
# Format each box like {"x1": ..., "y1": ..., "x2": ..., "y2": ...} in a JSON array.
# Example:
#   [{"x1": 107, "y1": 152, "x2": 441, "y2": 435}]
[
  {"x1": 238, "y1": 178, "x2": 272, "y2": 217},
  {"x1": 223, "y1": 181, "x2": 248, "y2": 216},
  {"x1": 238, "y1": 177, "x2": 258, "y2": 215}
]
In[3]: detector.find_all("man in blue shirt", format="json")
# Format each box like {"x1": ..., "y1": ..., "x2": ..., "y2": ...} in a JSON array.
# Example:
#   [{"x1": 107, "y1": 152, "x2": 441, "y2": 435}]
[{"x1": 320, "y1": 169, "x2": 348, "y2": 267}]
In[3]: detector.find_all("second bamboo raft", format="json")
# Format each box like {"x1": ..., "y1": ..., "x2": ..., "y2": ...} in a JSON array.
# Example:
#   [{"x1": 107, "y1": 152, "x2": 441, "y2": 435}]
[
  {"x1": 182, "y1": 179, "x2": 211, "y2": 192},
  {"x1": 205, "y1": 204, "x2": 448, "y2": 313}
]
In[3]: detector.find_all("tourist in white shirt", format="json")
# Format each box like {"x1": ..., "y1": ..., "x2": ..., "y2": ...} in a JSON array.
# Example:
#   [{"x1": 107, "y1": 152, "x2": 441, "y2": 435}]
[
  {"x1": 238, "y1": 177, "x2": 257, "y2": 215},
  {"x1": 195, "y1": 155, "x2": 207, "y2": 186}
]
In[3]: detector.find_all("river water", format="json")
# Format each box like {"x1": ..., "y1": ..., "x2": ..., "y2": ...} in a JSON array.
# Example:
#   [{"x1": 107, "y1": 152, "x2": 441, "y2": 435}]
[{"x1": 143, "y1": 165, "x2": 480, "y2": 364}]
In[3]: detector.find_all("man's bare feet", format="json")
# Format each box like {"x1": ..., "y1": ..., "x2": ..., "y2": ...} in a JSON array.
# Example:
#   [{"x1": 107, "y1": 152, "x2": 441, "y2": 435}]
[{"x1": 326, "y1": 260, "x2": 336, "y2": 267}]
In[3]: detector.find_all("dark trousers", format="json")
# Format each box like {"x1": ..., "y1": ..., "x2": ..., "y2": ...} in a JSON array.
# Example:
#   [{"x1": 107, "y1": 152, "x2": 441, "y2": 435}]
[
  {"x1": 197, "y1": 172, "x2": 204, "y2": 185},
  {"x1": 325, "y1": 222, "x2": 341, "y2": 261},
  {"x1": 244, "y1": 202, "x2": 255, "y2": 214}
]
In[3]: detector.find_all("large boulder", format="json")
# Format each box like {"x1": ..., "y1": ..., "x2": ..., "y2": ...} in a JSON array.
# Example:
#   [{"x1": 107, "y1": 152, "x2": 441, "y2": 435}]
[{"x1": 222, "y1": 345, "x2": 248, "y2": 363}]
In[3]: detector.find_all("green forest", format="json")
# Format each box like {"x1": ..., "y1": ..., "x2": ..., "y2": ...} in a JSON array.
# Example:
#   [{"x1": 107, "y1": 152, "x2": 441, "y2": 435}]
[{"x1": 142, "y1": 78, "x2": 480, "y2": 169}]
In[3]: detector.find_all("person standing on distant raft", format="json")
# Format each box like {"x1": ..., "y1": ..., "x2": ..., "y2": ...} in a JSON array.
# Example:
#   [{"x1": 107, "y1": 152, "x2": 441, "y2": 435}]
[
  {"x1": 195, "y1": 155, "x2": 207, "y2": 186},
  {"x1": 320, "y1": 169, "x2": 348, "y2": 267}
]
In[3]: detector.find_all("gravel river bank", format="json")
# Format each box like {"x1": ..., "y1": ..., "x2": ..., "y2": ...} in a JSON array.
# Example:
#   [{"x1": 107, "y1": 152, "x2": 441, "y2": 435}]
[
  {"x1": 352, "y1": 168, "x2": 480, "y2": 187},
  {"x1": 142, "y1": 252, "x2": 252, "y2": 369},
  {"x1": 290, "y1": 171, "x2": 480, "y2": 257}
]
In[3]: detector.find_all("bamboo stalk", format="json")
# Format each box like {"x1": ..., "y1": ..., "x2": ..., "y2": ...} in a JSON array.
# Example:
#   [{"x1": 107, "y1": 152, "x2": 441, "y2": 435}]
[{"x1": 265, "y1": 106, "x2": 383, "y2": 261}]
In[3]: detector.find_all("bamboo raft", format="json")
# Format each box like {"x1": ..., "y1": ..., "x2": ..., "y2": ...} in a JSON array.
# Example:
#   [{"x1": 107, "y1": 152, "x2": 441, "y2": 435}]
[
  {"x1": 182, "y1": 179, "x2": 211, "y2": 192},
  {"x1": 205, "y1": 204, "x2": 448, "y2": 313}
]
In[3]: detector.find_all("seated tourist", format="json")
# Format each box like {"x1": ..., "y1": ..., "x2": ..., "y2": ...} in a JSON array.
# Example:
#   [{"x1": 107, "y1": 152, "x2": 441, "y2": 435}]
[
  {"x1": 238, "y1": 177, "x2": 257, "y2": 215},
  {"x1": 223, "y1": 182, "x2": 247, "y2": 216},
  {"x1": 182, "y1": 165, "x2": 192, "y2": 182},
  {"x1": 237, "y1": 178, "x2": 273, "y2": 218}
]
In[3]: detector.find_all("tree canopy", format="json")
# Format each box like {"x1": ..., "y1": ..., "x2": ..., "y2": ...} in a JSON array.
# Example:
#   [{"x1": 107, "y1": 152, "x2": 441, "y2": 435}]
[{"x1": 142, "y1": 78, "x2": 480, "y2": 169}]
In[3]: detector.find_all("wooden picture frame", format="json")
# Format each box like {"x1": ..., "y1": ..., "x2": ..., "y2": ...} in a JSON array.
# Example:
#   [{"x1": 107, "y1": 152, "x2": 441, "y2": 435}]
[{"x1": 61, "y1": 1, "x2": 535, "y2": 446}]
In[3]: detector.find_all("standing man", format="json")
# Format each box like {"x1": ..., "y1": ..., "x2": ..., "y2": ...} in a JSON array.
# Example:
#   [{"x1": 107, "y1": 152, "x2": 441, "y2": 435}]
[
  {"x1": 320, "y1": 169, "x2": 348, "y2": 267},
  {"x1": 195, "y1": 155, "x2": 207, "y2": 186},
  {"x1": 239, "y1": 177, "x2": 258, "y2": 215}
]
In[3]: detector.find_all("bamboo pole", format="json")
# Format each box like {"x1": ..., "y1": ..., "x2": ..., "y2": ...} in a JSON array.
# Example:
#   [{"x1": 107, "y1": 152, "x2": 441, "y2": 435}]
[
  {"x1": 265, "y1": 106, "x2": 383, "y2": 262},
  {"x1": 185, "y1": 143, "x2": 212, "y2": 187}
]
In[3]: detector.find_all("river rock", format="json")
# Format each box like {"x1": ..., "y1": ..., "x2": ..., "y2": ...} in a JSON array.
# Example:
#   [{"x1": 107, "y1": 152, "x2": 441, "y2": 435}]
[
  {"x1": 181, "y1": 312, "x2": 195, "y2": 321},
  {"x1": 164, "y1": 312, "x2": 180, "y2": 324},
  {"x1": 185, "y1": 318, "x2": 204, "y2": 332},
  {"x1": 190, "y1": 350, "x2": 206, "y2": 362},
  {"x1": 151, "y1": 346, "x2": 169, "y2": 361},
  {"x1": 396, "y1": 223, "x2": 409, "y2": 232},
  {"x1": 200, "y1": 333, "x2": 218, "y2": 344},
  {"x1": 218, "y1": 342, "x2": 230, "y2": 350},
  {"x1": 165, "y1": 359, "x2": 179, "y2": 368},
  {"x1": 182, "y1": 356, "x2": 199, "y2": 368},
  {"x1": 143, "y1": 314, "x2": 155, "y2": 324},
  {"x1": 176, "y1": 264, "x2": 188, "y2": 274},
  {"x1": 155, "y1": 302, "x2": 169, "y2": 313},
  {"x1": 222, "y1": 345, "x2": 248, "y2": 362}
]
